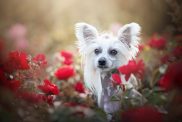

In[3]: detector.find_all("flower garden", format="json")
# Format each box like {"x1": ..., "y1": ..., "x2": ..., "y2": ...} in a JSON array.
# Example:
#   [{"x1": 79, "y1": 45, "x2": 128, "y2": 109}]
[{"x1": 0, "y1": 0, "x2": 182, "y2": 122}]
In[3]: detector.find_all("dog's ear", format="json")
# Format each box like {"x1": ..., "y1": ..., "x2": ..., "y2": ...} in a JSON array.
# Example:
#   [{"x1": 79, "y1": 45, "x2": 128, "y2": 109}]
[
  {"x1": 118, "y1": 22, "x2": 141, "y2": 47},
  {"x1": 75, "y1": 23, "x2": 98, "y2": 43},
  {"x1": 117, "y1": 23, "x2": 141, "y2": 58}
]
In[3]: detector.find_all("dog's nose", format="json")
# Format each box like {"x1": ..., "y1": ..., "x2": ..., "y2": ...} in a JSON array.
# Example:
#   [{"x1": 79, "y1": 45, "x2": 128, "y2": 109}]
[{"x1": 98, "y1": 57, "x2": 106, "y2": 66}]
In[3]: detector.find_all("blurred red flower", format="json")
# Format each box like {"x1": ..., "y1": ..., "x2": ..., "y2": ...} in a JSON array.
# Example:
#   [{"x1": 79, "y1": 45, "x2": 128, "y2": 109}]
[
  {"x1": 33, "y1": 54, "x2": 47, "y2": 66},
  {"x1": 60, "y1": 50, "x2": 73, "y2": 65},
  {"x1": 38, "y1": 79, "x2": 59, "y2": 95},
  {"x1": 0, "y1": 69, "x2": 6, "y2": 82},
  {"x1": 54, "y1": 66, "x2": 75, "y2": 80},
  {"x1": 121, "y1": 106, "x2": 164, "y2": 122},
  {"x1": 18, "y1": 92, "x2": 43, "y2": 103},
  {"x1": 18, "y1": 92, "x2": 53, "y2": 105},
  {"x1": 118, "y1": 59, "x2": 145, "y2": 81},
  {"x1": 0, "y1": 69, "x2": 21, "y2": 91},
  {"x1": 148, "y1": 36, "x2": 166, "y2": 49},
  {"x1": 160, "y1": 54, "x2": 170, "y2": 64},
  {"x1": 172, "y1": 46, "x2": 182, "y2": 58},
  {"x1": 74, "y1": 81, "x2": 85, "y2": 93},
  {"x1": 159, "y1": 61, "x2": 182, "y2": 91},
  {"x1": 111, "y1": 73, "x2": 122, "y2": 85},
  {"x1": 6, "y1": 80, "x2": 21, "y2": 91},
  {"x1": 3, "y1": 51, "x2": 29, "y2": 72}
]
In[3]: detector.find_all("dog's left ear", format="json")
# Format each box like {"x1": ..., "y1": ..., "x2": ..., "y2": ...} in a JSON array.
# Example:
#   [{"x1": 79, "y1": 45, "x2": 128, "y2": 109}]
[{"x1": 117, "y1": 23, "x2": 141, "y2": 57}]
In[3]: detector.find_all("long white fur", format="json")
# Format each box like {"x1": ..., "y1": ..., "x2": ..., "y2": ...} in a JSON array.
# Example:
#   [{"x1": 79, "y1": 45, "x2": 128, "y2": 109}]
[{"x1": 75, "y1": 22, "x2": 141, "y2": 108}]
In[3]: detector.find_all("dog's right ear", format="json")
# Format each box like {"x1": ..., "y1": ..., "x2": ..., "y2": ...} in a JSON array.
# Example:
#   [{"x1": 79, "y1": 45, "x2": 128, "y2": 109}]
[{"x1": 75, "y1": 23, "x2": 98, "y2": 43}]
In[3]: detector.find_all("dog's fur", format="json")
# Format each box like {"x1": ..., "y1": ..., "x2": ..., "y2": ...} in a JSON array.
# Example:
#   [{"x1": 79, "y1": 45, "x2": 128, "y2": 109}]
[{"x1": 75, "y1": 22, "x2": 141, "y2": 115}]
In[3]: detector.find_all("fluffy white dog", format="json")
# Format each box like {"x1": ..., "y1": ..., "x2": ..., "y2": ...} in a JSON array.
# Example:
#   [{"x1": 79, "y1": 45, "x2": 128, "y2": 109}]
[{"x1": 75, "y1": 22, "x2": 141, "y2": 118}]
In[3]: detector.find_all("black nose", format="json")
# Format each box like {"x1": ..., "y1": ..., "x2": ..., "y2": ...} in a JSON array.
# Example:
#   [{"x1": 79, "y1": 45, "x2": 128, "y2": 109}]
[{"x1": 98, "y1": 57, "x2": 106, "y2": 66}]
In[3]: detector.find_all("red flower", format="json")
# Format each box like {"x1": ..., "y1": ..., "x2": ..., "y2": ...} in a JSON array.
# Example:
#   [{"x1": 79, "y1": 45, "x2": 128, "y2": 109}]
[
  {"x1": 18, "y1": 92, "x2": 53, "y2": 105},
  {"x1": 111, "y1": 73, "x2": 122, "y2": 85},
  {"x1": 74, "y1": 81, "x2": 85, "y2": 93},
  {"x1": 33, "y1": 54, "x2": 47, "y2": 66},
  {"x1": 3, "y1": 51, "x2": 29, "y2": 72},
  {"x1": 172, "y1": 46, "x2": 182, "y2": 58},
  {"x1": 60, "y1": 50, "x2": 73, "y2": 65},
  {"x1": 118, "y1": 59, "x2": 145, "y2": 81},
  {"x1": 54, "y1": 66, "x2": 75, "y2": 80},
  {"x1": 121, "y1": 106, "x2": 164, "y2": 122},
  {"x1": 160, "y1": 54, "x2": 170, "y2": 64},
  {"x1": 61, "y1": 50, "x2": 73, "y2": 59},
  {"x1": 38, "y1": 79, "x2": 59, "y2": 95},
  {"x1": 6, "y1": 80, "x2": 21, "y2": 91},
  {"x1": 43, "y1": 95, "x2": 54, "y2": 105},
  {"x1": 63, "y1": 58, "x2": 73, "y2": 65},
  {"x1": 159, "y1": 61, "x2": 182, "y2": 91},
  {"x1": 148, "y1": 36, "x2": 166, "y2": 49},
  {"x1": 18, "y1": 92, "x2": 44, "y2": 103},
  {"x1": 0, "y1": 69, "x2": 6, "y2": 82}
]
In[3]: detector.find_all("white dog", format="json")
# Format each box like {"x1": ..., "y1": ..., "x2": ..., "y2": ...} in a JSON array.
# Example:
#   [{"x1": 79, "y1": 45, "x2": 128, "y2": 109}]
[{"x1": 75, "y1": 22, "x2": 141, "y2": 118}]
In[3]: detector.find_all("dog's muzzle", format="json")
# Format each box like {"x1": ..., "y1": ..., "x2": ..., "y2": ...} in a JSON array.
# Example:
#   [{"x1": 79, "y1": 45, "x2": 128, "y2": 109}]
[{"x1": 98, "y1": 57, "x2": 108, "y2": 68}]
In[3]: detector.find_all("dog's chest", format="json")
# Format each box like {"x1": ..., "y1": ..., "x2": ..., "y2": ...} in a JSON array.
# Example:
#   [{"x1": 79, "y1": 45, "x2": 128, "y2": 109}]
[
  {"x1": 101, "y1": 74, "x2": 116, "y2": 96},
  {"x1": 100, "y1": 73, "x2": 121, "y2": 113}
]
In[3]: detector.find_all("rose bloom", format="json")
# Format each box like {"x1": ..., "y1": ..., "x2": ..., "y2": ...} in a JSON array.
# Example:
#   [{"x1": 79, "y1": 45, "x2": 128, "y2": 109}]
[
  {"x1": 0, "y1": 69, "x2": 21, "y2": 91},
  {"x1": 148, "y1": 36, "x2": 166, "y2": 49},
  {"x1": 74, "y1": 81, "x2": 85, "y2": 93},
  {"x1": 6, "y1": 80, "x2": 21, "y2": 91},
  {"x1": 33, "y1": 54, "x2": 47, "y2": 66},
  {"x1": 159, "y1": 61, "x2": 182, "y2": 91},
  {"x1": 121, "y1": 106, "x2": 164, "y2": 122},
  {"x1": 61, "y1": 50, "x2": 73, "y2": 59},
  {"x1": 54, "y1": 66, "x2": 75, "y2": 80},
  {"x1": 3, "y1": 51, "x2": 29, "y2": 72},
  {"x1": 172, "y1": 46, "x2": 182, "y2": 58},
  {"x1": 60, "y1": 50, "x2": 73, "y2": 65},
  {"x1": 112, "y1": 73, "x2": 122, "y2": 85},
  {"x1": 38, "y1": 79, "x2": 59, "y2": 95},
  {"x1": 118, "y1": 59, "x2": 145, "y2": 81},
  {"x1": 18, "y1": 92, "x2": 53, "y2": 105}
]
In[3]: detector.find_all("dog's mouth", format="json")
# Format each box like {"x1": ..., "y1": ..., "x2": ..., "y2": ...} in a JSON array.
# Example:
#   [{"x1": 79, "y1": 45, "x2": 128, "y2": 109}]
[{"x1": 98, "y1": 65, "x2": 108, "y2": 69}]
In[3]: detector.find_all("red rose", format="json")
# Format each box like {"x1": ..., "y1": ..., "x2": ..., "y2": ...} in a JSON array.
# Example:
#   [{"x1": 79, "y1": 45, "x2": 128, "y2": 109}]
[
  {"x1": 33, "y1": 54, "x2": 47, "y2": 66},
  {"x1": 118, "y1": 59, "x2": 145, "y2": 81},
  {"x1": 121, "y1": 106, "x2": 164, "y2": 122},
  {"x1": 61, "y1": 50, "x2": 73, "y2": 59},
  {"x1": 18, "y1": 92, "x2": 45, "y2": 103},
  {"x1": 3, "y1": 51, "x2": 29, "y2": 72},
  {"x1": 148, "y1": 36, "x2": 166, "y2": 49},
  {"x1": 74, "y1": 81, "x2": 85, "y2": 93},
  {"x1": 160, "y1": 54, "x2": 170, "y2": 64},
  {"x1": 38, "y1": 79, "x2": 59, "y2": 95},
  {"x1": 172, "y1": 46, "x2": 182, "y2": 58},
  {"x1": 18, "y1": 92, "x2": 53, "y2": 105},
  {"x1": 159, "y1": 61, "x2": 182, "y2": 91},
  {"x1": 42, "y1": 95, "x2": 54, "y2": 105},
  {"x1": 7, "y1": 80, "x2": 21, "y2": 91},
  {"x1": 60, "y1": 50, "x2": 73, "y2": 65},
  {"x1": 0, "y1": 69, "x2": 6, "y2": 82},
  {"x1": 55, "y1": 66, "x2": 75, "y2": 80},
  {"x1": 112, "y1": 73, "x2": 122, "y2": 85}
]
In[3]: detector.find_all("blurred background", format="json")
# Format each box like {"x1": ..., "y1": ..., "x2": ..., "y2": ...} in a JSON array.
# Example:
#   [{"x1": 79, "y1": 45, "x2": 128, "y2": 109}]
[
  {"x1": 0, "y1": 0, "x2": 177, "y2": 54},
  {"x1": 0, "y1": 0, "x2": 182, "y2": 122}
]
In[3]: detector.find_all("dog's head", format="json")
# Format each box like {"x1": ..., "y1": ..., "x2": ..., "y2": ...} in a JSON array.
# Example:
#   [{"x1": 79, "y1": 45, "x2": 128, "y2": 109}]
[{"x1": 75, "y1": 23, "x2": 141, "y2": 72}]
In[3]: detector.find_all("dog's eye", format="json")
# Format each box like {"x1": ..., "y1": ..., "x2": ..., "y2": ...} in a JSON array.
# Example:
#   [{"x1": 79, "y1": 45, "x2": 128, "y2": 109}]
[
  {"x1": 94, "y1": 49, "x2": 101, "y2": 54},
  {"x1": 110, "y1": 49, "x2": 118, "y2": 55}
]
